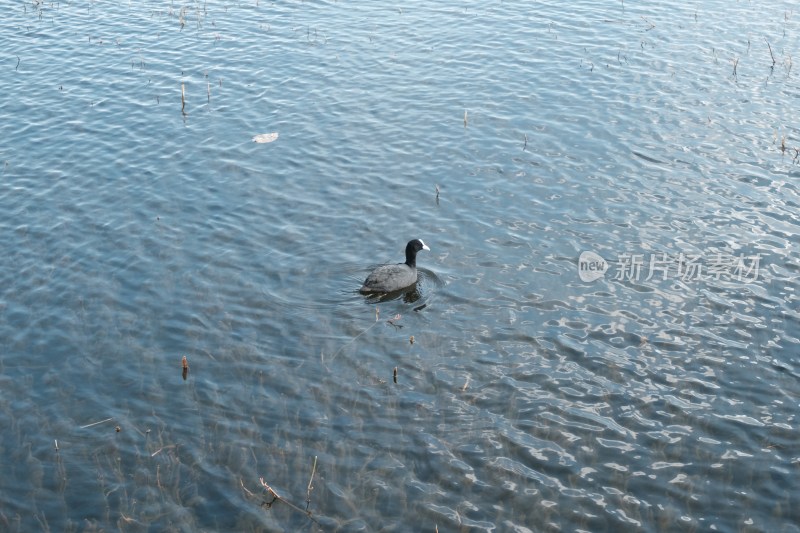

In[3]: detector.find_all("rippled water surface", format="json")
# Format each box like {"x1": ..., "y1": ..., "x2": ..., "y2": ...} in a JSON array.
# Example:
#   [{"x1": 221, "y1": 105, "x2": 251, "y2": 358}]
[{"x1": 2, "y1": 0, "x2": 799, "y2": 531}]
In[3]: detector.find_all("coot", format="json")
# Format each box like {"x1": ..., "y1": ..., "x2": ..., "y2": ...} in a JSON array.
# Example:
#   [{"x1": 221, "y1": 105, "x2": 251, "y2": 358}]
[{"x1": 360, "y1": 239, "x2": 430, "y2": 293}]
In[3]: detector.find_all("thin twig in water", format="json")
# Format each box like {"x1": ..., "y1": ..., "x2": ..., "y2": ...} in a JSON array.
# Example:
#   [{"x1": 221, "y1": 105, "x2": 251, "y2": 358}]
[
  {"x1": 240, "y1": 479, "x2": 256, "y2": 498},
  {"x1": 765, "y1": 37, "x2": 776, "y2": 66},
  {"x1": 329, "y1": 308, "x2": 382, "y2": 362},
  {"x1": 523, "y1": 134, "x2": 528, "y2": 151},
  {"x1": 387, "y1": 314, "x2": 403, "y2": 329}
]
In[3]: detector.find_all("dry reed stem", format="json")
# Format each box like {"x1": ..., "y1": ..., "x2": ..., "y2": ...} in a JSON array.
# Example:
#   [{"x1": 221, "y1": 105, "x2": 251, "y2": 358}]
[
  {"x1": 80, "y1": 417, "x2": 113, "y2": 429},
  {"x1": 257, "y1": 477, "x2": 319, "y2": 524}
]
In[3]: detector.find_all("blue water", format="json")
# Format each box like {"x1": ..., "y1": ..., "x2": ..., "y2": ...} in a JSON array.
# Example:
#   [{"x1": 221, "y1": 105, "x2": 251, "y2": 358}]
[{"x1": 1, "y1": 0, "x2": 799, "y2": 531}]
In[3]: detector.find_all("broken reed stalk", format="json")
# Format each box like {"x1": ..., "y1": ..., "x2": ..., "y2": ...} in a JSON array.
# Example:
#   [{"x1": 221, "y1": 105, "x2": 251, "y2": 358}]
[
  {"x1": 732, "y1": 57, "x2": 739, "y2": 77},
  {"x1": 765, "y1": 38, "x2": 776, "y2": 66},
  {"x1": 258, "y1": 477, "x2": 319, "y2": 524},
  {"x1": 306, "y1": 456, "x2": 317, "y2": 510},
  {"x1": 151, "y1": 444, "x2": 177, "y2": 457},
  {"x1": 463, "y1": 109, "x2": 468, "y2": 128},
  {"x1": 181, "y1": 83, "x2": 186, "y2": 112}
]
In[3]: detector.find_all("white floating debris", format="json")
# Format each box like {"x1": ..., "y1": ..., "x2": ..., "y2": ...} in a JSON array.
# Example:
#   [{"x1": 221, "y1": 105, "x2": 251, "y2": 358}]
[{"x1": 252, "y1": 132, "x2": 279, "y2": 143}]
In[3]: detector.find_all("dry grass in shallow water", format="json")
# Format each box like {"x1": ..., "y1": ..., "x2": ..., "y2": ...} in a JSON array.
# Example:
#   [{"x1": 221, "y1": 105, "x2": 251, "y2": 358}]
[
  {"x1": 327, "y1": 310, "x2": 403, "y2": 363},
  {"x1": 238, "y1": 476, "x2": 320, "y2": 526}
]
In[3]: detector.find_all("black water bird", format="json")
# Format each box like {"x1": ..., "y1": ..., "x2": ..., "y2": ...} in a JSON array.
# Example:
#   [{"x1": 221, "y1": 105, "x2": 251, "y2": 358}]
[{"x1": 360, "y1": 239, "x2": 430, "y2": 293}]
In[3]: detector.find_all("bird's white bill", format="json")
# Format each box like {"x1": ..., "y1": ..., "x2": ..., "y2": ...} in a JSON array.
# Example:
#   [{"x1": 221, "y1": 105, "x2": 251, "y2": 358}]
[{"x1": 420, "y1": 240, "x2": 430, "y2": 251}]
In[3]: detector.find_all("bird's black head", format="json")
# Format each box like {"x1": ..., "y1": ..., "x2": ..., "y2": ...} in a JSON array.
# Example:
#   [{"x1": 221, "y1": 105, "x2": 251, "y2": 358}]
[{"x1": 404, "y1": 239, "x2": 430, "y2": 266}]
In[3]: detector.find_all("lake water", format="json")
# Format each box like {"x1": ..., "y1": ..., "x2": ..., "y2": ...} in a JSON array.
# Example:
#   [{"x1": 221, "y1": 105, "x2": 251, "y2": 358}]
[{"x1": 1, "y1": 0, "x2": 799, "y2": 531}]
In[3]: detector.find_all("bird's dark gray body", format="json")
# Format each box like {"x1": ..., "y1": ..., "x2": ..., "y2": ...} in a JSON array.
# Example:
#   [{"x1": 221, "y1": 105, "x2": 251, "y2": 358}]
[{"x1": 360, "y1": 239, "x2": 430, "y2": 293}]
